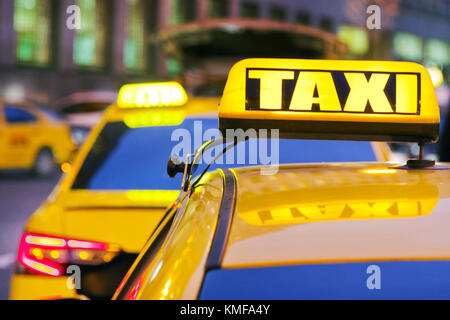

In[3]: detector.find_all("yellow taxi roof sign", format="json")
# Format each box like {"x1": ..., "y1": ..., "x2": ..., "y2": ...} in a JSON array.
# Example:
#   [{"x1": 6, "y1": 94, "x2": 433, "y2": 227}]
[
  {"x1": 219, "y1": 58, "x2": 440, "y2": 143},
  {"x1": 118, "y1": 82, "x2": 188, "y2": 109}
]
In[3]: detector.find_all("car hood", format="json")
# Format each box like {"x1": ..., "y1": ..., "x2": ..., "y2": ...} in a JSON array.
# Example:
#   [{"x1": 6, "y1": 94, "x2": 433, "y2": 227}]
[{"x1": 26, "y1": 190, "x2": 179, "y2": 253}]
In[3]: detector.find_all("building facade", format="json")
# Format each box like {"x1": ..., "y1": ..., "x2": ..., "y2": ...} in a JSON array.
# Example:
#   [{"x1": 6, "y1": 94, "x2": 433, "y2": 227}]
[{"x1": 0, "y1": 0, "x2": 448, "y2": 103}]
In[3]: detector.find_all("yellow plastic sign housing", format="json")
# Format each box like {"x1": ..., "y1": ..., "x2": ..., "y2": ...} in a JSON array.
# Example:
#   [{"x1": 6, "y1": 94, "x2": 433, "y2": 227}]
[
  {"x1": 123, "y1": 110, "x2": 186, "y2": 128},
  {"x1": 219, "y1": 59, "x2": 440, "y2": 143},
  {"x1": 118, "y1": 82, "x2": 188, "y2": 109}
]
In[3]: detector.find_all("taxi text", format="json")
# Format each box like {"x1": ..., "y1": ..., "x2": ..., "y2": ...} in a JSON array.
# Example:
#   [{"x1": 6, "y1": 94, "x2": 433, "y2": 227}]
[{"x1": 246, "y1": 69, "x2": 420, "y2": 114}]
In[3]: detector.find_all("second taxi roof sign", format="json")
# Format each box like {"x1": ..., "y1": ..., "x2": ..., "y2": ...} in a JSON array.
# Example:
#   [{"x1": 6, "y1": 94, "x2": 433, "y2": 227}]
[{"x1": 219, "y1": 59, "x2": 440, "y2": 143}]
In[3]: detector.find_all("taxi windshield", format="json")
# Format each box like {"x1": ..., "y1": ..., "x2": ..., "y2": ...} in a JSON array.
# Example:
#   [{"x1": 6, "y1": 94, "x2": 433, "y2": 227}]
[
  {"x1": 71, "y1": 118, "x2": 215, "y2": 190},
  {"x1": 71, "y1": 118, "x2": 377, "y2": 191}
]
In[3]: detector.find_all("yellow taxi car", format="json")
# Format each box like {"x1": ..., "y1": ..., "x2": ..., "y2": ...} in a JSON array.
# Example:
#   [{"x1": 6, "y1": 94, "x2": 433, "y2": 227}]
[
  {"x1": 0, "y1": 100, "x2": 74, "y2": 177},
  {"x1": 9, "y1": 82, "x2": 221, "y2": 300},
  {"x1": 113, "y1": 59, "x2": 450, "y2": 300},
  {"x1": 10, "y1": 78, "x2": 390, "y2": 300}
]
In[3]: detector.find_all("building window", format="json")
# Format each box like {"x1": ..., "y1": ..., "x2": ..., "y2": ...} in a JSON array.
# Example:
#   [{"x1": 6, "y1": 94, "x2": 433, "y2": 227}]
[
  {"x1": 240, "y1": 1, "x2": 259, "y2": 18},
  {"x1": 296, "y1": 11, "x2": 311, "y2": 26},
  {"x1": 319, "y1": 16, "x2": 333, "y2": 32},
  {"x1": 209, "y1": 0, "x2": 229, "y2": 18},
  {"x1": 166, "y1": 57, "x2": 181, "y2": 76},
  {"x1": 14, "y1": 0, "x2": 51, "y2": 65},
  {"x1": 124, "y1": 0, "x2": 146, "y2": 71},
  {"x1": 393, "y1": 32, "x2": 423, "y2": 62},
  {"x1": 73, "y1": 0, "x2": 108, "y2": 68},
  {"x1": 269, "y1": 6, "x2": 286, "y2": 22},
  {"x1": 424, "y1": 38, "x2": 450, "y2": 66},
  {"x1": 337, "y1": 25, "x2": 369, "y2": 56},
  {"x1": 146, "y1": 0, "x2": 159, "y2": 74},
  {"x1": 172, "y1": 0, "x2": 196, "y2": 24}
]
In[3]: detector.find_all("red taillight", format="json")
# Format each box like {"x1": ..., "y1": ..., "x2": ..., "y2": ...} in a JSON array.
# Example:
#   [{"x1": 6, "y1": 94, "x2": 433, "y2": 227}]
[
  {"x1": 124, "y1": 279, "x2": 142, "y2": 300},
  {"x1": 17, "y1": 233, "x2": 120, "y2": 277}
]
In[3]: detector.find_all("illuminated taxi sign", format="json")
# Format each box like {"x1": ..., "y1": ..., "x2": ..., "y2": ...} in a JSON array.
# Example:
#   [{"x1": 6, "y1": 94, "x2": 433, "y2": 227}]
[
  {"x1": 219, "y1": 59, "x2": 440, "y2": 142},
  {"x1": 118, "y1": 82, "x2": 188, "y2": 109}
]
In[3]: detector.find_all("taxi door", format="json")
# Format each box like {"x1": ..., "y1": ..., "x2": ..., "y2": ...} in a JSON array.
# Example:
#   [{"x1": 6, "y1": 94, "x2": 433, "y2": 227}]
[{"x1": 1, "y1": 104, "x2": 41, "y2": 168}]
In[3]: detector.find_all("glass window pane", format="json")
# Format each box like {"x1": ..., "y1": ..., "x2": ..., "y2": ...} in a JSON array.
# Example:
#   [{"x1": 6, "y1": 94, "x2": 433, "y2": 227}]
[
  {"x1": 14, "y1": 0, "x2": 51, "y2": 65},
  {"x1": 424, "y1": 39, "x2": 450, "y2": 66},
  {"x1": 296, "y1": 11, "x2": 311, "y2": 26},
  {"x1": 172, "y1": 0, "x2": 196, "y2": 24},
  {"x1": 320, "y1": 16, "x2": 333, "y2": 32},
  {"x1": 166, "y1": 57, "x2": 181, "y2": 76},
  {"x1": 241, "y1": 2, "x2": 259, "y2": 18},
  {"x1": 72, "y1": 118, "x2": 219, "y2": 190},
  {"x1": 73, "y1": 0, "x2": 108, "y2": 68},
  {"x1": 393, "y1": 32, "x2": 423, "y2": 62},
  {"x1": 172, "y1": 0, "x2": 182, "y2": 24},
  {"x1": 209, "y1": 0, "x2": 228, "y2": 18},
  {"x1": 338, "y1": 25, "x2": 369, "y2": 55},
  {"x1": 269, "y1": 6, "x2": 286, "y2": 22},
  {"x1": 71, "y1": 118, "x2": 378, "y2": 191}
]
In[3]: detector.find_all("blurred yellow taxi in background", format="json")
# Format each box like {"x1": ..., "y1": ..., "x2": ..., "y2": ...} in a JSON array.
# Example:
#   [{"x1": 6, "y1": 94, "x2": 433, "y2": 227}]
[
  {"x1": 9, "y1": 82, "x2": 220, "y2": 300},
  {"x1": 0, "y1": 100, "x2": 74, "y2": 177}
]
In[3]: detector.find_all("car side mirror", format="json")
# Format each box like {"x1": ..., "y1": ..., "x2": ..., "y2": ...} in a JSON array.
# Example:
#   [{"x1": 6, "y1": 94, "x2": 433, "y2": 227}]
[
  {"x1": 167, "y1": 154, "x2": 200, "y2": 191},
  {"x1": 166, "y1": 154, "x2": 185, "y2": 178}
]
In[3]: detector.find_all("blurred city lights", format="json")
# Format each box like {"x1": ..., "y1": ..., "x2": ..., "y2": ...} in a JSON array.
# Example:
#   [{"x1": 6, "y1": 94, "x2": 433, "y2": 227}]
[
  {"x1": 60, "y1": 162, "x2": 72, "y2": 173},
  {"x1": 3, "y1": 83, "x2": 25, "y2": 102},
  {"x1": 427, "y1": 67, "x2": 444, "y2": 87}
]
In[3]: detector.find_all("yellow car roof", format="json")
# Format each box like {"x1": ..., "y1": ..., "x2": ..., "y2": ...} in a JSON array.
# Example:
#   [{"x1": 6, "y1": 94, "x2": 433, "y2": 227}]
[{"x1": 222, "y1": 162, "x2": 450, "y2": 268}]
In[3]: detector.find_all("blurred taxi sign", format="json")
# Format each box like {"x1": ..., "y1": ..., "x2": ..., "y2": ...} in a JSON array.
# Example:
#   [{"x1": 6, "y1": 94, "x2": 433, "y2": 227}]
[
  {"x1": 118, "y1": 82, "x2": 188, "y2": 108},
  {"x1": 219, "y1": 59, "x2": 440, "y2": 143}
]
